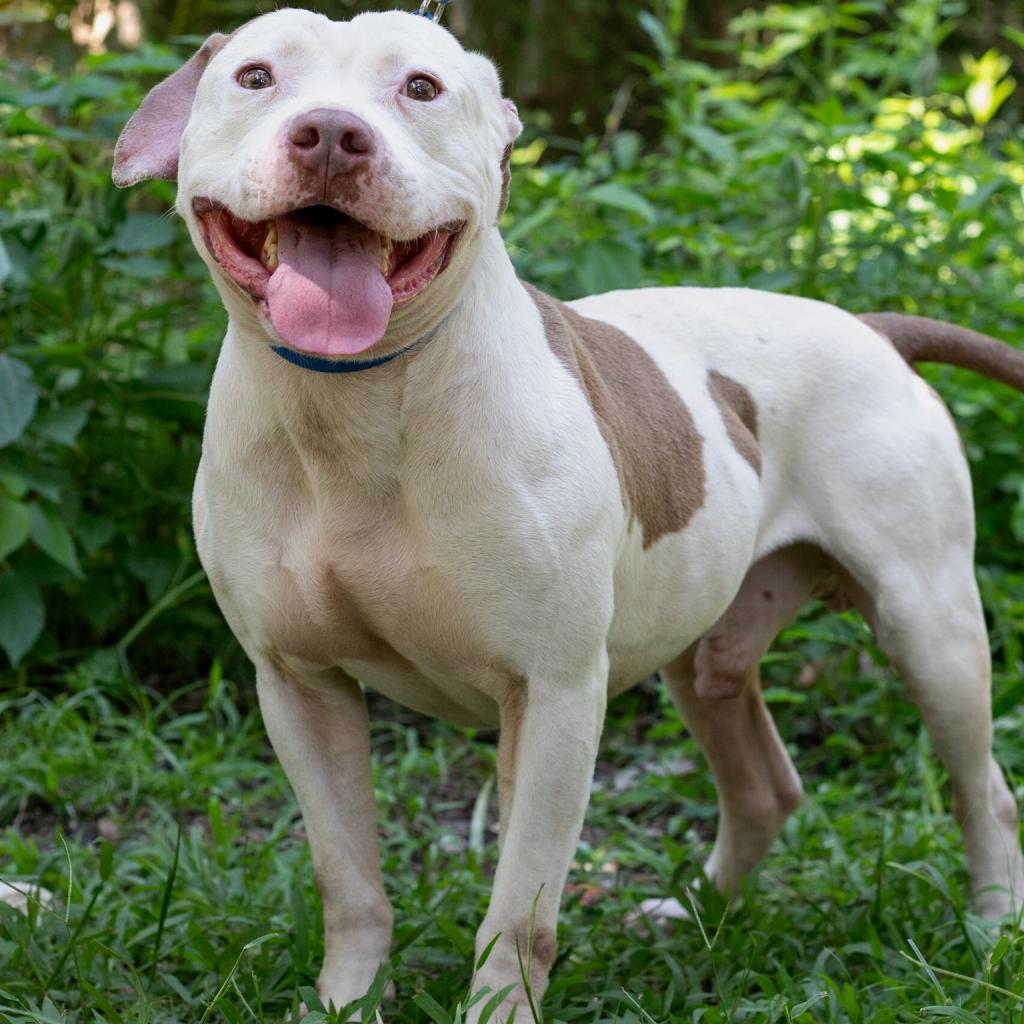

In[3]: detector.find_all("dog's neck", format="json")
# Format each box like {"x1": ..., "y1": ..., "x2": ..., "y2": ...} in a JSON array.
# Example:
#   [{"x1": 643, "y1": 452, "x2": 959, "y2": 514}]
[{"x1": 205, "y1": 229, "x2": 551, "y2": 499}]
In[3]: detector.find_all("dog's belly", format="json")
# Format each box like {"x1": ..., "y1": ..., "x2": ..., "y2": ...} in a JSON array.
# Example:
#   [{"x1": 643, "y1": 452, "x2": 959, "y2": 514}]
[
  {"x1": 605, "y1": 440, "x2": 763, "y2": 696},
  {"x1": 279, "y1": 647, "x2": 502, "y2": 727}
]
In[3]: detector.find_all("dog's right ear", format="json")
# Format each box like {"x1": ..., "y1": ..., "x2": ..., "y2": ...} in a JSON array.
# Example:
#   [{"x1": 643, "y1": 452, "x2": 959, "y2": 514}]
[
  {"x1": 112, "y1": 33, "x2": 229, "y2": 188},
  {"x1": 497, "y1": 99, "x2": 522, "y2": 221}
]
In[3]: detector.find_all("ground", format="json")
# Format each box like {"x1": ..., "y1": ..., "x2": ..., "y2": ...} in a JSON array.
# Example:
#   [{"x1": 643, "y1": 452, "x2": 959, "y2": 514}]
[{"x1": 2, "y1": 607, "x2": 1024, "y2": 1023}]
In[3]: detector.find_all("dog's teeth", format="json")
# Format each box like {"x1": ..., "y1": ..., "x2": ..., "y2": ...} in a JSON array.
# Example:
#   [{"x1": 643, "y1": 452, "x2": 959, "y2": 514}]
[
  {"x1": 380, "y1": 237, "x2": 394, "y2": 275},
  {"x1": 262, "y1": 224, "x2": 279, "y2": 270}
]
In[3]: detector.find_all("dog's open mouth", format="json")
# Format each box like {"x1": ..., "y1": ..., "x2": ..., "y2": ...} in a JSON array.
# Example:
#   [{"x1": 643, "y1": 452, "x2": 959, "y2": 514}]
[{"x1": 193, "y1": 199, "x2": 463, "y2": 357}]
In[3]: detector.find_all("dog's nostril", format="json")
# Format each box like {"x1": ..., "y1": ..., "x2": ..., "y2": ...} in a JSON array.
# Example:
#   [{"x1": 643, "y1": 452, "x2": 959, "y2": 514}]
[
  {"x1": 290, "y1": 124, "x2": 320, "y2": 150},
  {"x1": 339, "y1": 129, "x2": 371, "y2": 155}
]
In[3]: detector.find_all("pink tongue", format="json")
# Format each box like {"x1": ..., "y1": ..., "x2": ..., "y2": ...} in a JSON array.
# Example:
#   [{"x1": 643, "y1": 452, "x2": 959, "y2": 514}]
[{"x1": 265, "y1": 216, "x2": 394, "y2": 356}]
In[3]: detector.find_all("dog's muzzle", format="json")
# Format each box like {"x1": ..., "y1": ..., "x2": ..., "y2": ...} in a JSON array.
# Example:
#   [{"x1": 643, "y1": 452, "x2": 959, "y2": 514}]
[{"x1": 193, "y1": 200, "x2": 465, "y2": 358}]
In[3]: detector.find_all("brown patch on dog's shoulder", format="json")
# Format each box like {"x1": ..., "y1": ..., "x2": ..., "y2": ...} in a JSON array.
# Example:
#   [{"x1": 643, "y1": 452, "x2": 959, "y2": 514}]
[
  {"x1": 525, "y1": 283, "x2": 705, "y2": 548},
  {"x1": 707, "y1": 370, "x2": 761, "y2": 475}
]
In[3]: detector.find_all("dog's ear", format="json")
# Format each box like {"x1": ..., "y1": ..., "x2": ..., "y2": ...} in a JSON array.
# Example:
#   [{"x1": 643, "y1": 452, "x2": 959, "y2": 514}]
[
  {"x1": 112, "y1": 33, "x2": 229, "y2": 187},
  {"x1": 497, "y1": 98, "x2": 522, "y2": 221}
]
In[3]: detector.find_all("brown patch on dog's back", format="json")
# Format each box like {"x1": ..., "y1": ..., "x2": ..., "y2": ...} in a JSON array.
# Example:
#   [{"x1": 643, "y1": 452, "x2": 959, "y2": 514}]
[
  {"x1": 708, "y1": 370, "x2": 761, "y2": 475},
  {"x1": 526, "y1": 284, "x2": 705, "y2": 548}
]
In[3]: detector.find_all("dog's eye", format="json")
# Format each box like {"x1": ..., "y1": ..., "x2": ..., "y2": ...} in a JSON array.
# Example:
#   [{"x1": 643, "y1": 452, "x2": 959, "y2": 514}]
[
  {"x1": 238, "y1": 66, "x2": 274, "y2": 90},
  {"x1": 405, "y1": 76, "x2": 439, "y2": 101}
]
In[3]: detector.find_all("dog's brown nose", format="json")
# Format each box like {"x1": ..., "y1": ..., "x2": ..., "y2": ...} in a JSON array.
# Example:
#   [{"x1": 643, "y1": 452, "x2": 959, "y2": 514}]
[{"x1": 286, "y1": 108, "x2": 376, "y2": 176}]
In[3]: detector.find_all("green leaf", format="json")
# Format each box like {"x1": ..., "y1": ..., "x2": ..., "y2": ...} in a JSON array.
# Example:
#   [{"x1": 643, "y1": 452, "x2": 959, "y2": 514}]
[
  {"x1": 412, "y1": 989, "x2": 454, "y2": 1024},
  {"x1": 637, "y1": 10, "x2": 674, "y2": 58},
  {"x1": 108, "y1": 212, "x2": 178, "y2": 253},
  {"x1": 679, "y1": 123, "x2": 736, "y2": 164},
  {"x1": 101, "y1": 255, "x2": 172, "y2": 279},
  {"x1": 990, "y1": 934, "x2": 1011, "y2": 967},
  {"x1": 0, "y1": 497, "x2": 32, "y2": 558},
  {"x1": 4, "y1": 109, "x2": 53, "y2": 136},
  {"x1": 297, "y1": 987, "x2": 325, "y2": 1013},
  {"x1": 76, "y1": 514, "x2": 116, "y2": 556},
  {"x1": 99, "y1": 839, "x2": 114, "y2": 881},
  {"x1": 0, "y1": 235, "x2": 12, "y2": 287},
  {"x1": 0, "y1": 571, "x2": 44, "y2": 665},
  {"x1": 30, "y1": 503, "x2": 83, "y2": 577},
  {"x1": 0, "y1": 470, "x2": 28, "y2": 497},
  {"x1": 574, "y1": 238, "x2": 643, "y2": 295},
  {"x1": 0, "y1": 355, "x2": 38, "y2": 448},
  {"x1": 503, "y1": 199, "x2": 559, "y2": 247},
  {"x1": 474, "y1": 984, "x2": 518, "y2": 1024},
  {"x1": 919, "y1": 1007, "x2": 985, "y2": 1023},
  {"x1": 34, "y1": 405, "x2": 89, "y2": 447},
  {"x1": 612, "y1": 131, "x2": 641, "y2": 171},
  {"x1": 587, "y1": 182, "x2": 657, "y2": 223}
]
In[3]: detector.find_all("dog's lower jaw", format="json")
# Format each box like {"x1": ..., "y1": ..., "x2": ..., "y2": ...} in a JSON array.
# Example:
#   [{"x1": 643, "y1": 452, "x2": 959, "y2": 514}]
[{"x1": 379, "y1": 222, "x2": 491, "y2": 349}]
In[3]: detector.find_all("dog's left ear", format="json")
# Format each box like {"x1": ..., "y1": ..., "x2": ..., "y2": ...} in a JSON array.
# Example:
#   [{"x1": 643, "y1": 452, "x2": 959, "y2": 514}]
[
  {"x1": 497, "y1": 99, "x2": 522, "y2": 221},
  {"x1": 112, "y1": 33, "x2": 229, "y2": 187}
]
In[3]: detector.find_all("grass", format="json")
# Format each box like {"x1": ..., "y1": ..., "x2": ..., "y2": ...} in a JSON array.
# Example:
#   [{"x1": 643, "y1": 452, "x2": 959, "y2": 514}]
[{"x1": 2, "y1": 607, "x2": 1024, "y2": 1023}]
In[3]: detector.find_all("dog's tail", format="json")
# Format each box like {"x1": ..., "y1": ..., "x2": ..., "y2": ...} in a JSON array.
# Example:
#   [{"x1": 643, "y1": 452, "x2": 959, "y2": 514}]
[{"x1": 858, "y1": 313, "x2": 1024, "y2": 393}]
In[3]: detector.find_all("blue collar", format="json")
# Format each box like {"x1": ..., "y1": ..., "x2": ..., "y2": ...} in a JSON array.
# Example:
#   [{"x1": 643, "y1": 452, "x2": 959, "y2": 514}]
[{"x1": 271, "y1": 340, "x2": 419, "y2": 374}]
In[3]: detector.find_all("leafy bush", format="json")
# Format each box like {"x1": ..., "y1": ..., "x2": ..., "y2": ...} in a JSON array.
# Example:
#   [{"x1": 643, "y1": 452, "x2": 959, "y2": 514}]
[
  {"x1": 1, "y1": 45, "x2": 231, "y2": 683},
  {"x1": 0, "y1": 0, "x2": 1022, "y2": 689}
]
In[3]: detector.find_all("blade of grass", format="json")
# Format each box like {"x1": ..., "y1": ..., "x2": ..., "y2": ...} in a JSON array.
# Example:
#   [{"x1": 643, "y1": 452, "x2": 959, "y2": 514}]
[
  {"x1": 148, "y1": 821, "x2": 182, "y2": 988},
  {"x1": 197, "y1": 933, "x2": 281, "y2": 1024}
]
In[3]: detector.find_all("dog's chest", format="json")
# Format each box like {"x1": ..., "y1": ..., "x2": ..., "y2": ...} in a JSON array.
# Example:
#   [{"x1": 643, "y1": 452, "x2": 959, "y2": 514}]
[{"x1": 196, "y1": 467, "x2": 561, "y2": 726}]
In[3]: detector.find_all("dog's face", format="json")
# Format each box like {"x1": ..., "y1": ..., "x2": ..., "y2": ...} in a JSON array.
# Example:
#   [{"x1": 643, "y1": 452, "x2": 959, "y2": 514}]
[{"x1": 113, "y1": 9, "x2": 521, "y2": 357}]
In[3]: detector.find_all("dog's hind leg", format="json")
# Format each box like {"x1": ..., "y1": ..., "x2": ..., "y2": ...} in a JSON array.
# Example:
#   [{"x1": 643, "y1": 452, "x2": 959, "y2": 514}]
[
  {"x1": 811, "y1": 388, "x2": 1024, "y2": 918},
  {"x1": 256, "y1": 661, "x2": 393, "y2": 1012},
  {"x1": 663, "y1": 653, "x2": 802, "y2": 891},
  {"x1": 660, "y1": 544, "x2": 844, "y2": 890},
  {"x1": 849, "y1": 556, "x2": 1024, "y2": 918},
  {"x1": 692, "y1": 544, "x2": 839, "y2": 701},
  {"x1": 660, "y1": 546, "x2": 832, "y2": 891}
]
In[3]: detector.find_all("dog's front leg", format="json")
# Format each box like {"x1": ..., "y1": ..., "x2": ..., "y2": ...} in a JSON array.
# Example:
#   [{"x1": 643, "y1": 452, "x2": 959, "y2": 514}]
[
  {"x1": 471, "y1": 658, "x2": 608, "y2": 1022},
  {"x1": 255, "y1": 662, "x2": 392, "y2": 1013}
]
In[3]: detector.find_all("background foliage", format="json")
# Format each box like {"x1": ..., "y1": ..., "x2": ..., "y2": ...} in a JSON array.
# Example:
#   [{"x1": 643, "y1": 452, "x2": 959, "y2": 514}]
[
  {"x1": 2, "y1": 0, "x2": 1024, "y2": 687},
  {"x1": 1, "y1": 0, "x2": 1024, "y2": 1021}
]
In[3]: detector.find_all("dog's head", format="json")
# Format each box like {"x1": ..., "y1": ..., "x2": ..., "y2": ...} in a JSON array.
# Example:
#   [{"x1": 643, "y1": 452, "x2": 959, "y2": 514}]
[{"x1": 113, "y1": 8, "x2": 521, "y2": 359}]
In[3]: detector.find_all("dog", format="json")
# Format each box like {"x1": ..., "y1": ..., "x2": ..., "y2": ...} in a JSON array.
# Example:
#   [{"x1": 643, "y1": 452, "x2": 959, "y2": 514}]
[{"x1": 112, "y1": 9, "x2": 1024, "y2": 1018}]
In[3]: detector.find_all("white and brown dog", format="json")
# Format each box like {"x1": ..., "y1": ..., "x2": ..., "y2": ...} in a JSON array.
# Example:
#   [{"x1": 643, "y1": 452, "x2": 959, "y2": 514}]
[{"x1": 113, "y1": 9, "x2": 1024, "y2": 1018}]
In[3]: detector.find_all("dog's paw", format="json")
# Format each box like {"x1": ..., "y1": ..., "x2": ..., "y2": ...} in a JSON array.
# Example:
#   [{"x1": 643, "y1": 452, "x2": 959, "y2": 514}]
[
  {"x1": 296, "y1": 977, "x2": 395, "y2": 1022},
  {"x1": 624, "y1": 895, "x2": 691, "y2": 934}
]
